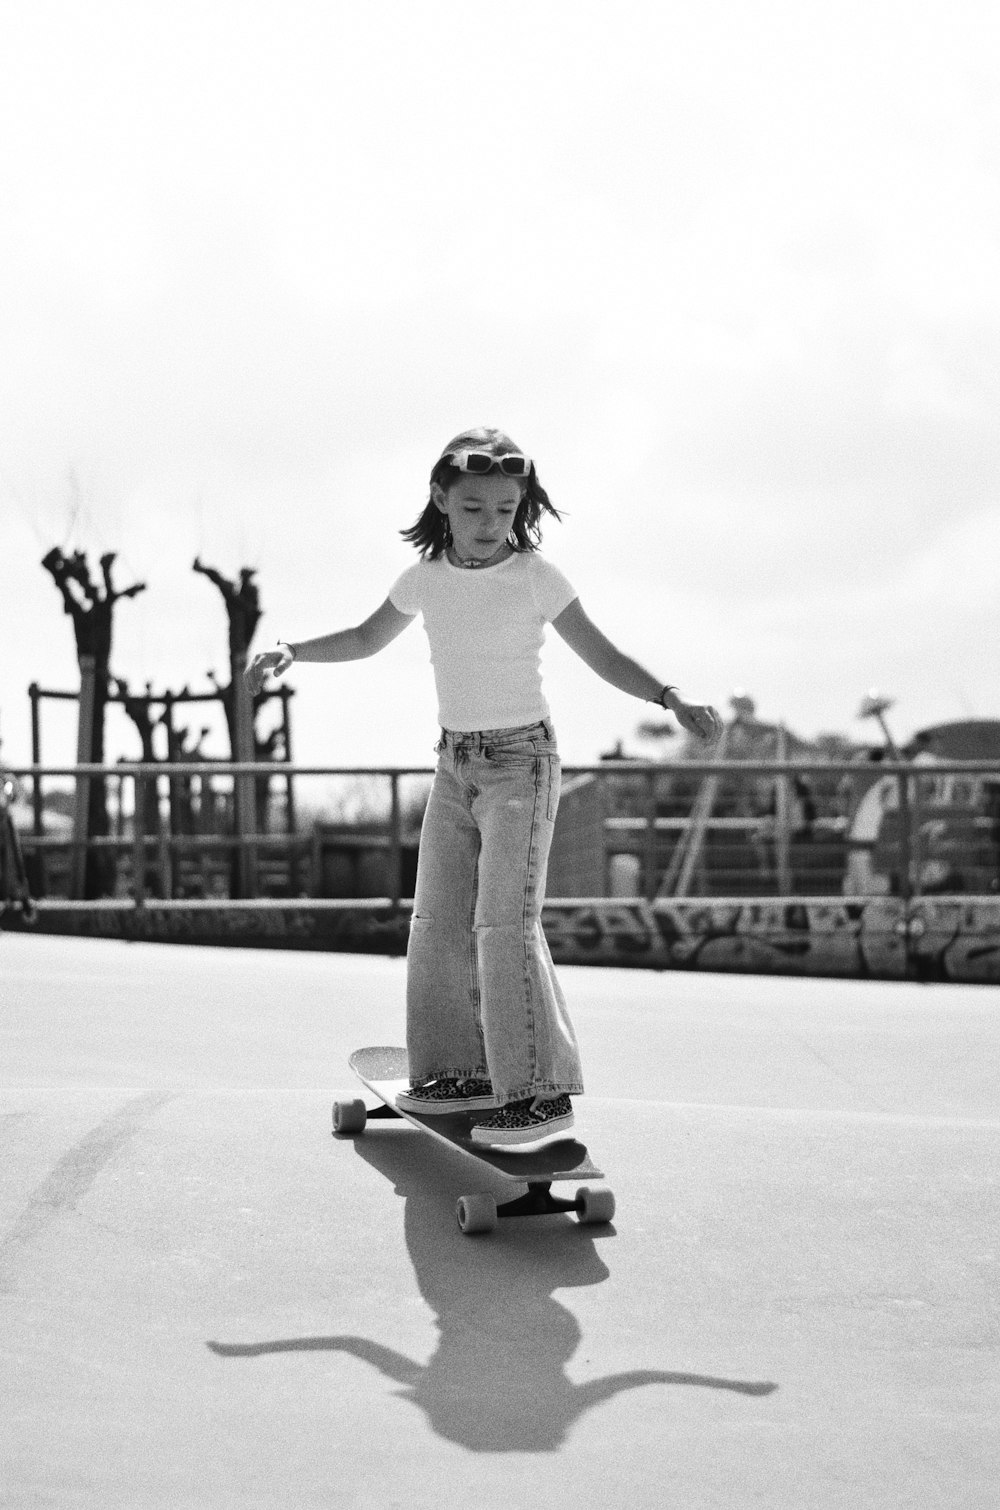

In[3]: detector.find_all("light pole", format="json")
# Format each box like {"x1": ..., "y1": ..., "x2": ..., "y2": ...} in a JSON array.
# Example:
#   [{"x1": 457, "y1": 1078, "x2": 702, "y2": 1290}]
[
  {"x1": 857, "y1": 688, "x2": 914, "y2": 899},
  {"x1": 857, "y1": 689, "x2": 902, "y2": 758}
]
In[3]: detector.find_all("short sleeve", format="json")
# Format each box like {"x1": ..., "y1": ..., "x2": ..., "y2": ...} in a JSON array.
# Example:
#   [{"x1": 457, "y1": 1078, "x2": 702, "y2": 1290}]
[
  {"x1": 388, "y1": 562, "x2": 423, "y2": 616},
  {"x1": 528, "y1": 556, "x2": 578, "y2": 622}
]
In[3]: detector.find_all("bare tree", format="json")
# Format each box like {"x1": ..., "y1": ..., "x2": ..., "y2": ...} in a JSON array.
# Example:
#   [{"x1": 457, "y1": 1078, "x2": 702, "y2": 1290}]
[
  {"x1": 41, "y1": 549, "x2": 146, "y2": 896},
  {"x1": 193, "y1": 558, "x2": 263, "y2": 895},
  {"x1": 114, "y1": 677, "x2": 165, "y2": 892},
  {"x1": 193, "y1": 559, "x2": 262, "y2": 680}
]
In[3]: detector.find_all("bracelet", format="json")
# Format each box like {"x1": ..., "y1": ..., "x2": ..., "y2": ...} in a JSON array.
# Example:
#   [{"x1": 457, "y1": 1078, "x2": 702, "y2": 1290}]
[
  {"x1": 278, "y1": 640, "x2": 297, "y2": 663},
  {"x1": 657, "y1": 684, "x2": 679, "y2": 708}
]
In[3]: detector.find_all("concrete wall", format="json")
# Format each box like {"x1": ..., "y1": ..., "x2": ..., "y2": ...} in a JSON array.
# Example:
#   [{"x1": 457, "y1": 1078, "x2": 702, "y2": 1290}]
[{"x1": 5, "y1": 893, "x2": 999, "y2": 984}]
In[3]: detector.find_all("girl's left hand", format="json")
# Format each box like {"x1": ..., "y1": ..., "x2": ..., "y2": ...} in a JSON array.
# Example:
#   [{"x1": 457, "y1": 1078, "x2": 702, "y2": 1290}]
[{"x1": 671, "y1": 698, "x2": 724, "y2": 744}]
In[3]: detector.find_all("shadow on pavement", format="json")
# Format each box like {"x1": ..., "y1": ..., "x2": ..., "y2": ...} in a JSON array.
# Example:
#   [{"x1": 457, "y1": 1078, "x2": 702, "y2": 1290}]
[{"x1": 208, "y1": 1129, "x2": 777, "y2": 1451}]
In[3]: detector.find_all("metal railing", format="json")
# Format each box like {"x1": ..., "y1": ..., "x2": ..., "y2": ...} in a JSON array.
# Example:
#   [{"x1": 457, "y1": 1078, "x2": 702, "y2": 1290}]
[
  {"x1": 5, "y1": 758, "x2": 1000, "y2": 911},
  {"x1": 548, "y1": 758, "x2": 1000, "y2": 903}
]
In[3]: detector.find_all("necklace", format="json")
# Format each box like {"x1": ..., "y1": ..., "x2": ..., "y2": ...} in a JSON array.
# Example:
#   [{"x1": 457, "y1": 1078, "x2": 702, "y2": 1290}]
[{"x1": 447, "y1": 543, "x2": 511, "y2": 570}]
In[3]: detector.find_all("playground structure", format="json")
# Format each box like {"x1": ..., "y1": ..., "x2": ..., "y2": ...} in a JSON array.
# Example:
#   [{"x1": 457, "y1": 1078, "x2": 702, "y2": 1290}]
[{"x1": 548, "y1": 699, "x2": 1000, "y2": 904}]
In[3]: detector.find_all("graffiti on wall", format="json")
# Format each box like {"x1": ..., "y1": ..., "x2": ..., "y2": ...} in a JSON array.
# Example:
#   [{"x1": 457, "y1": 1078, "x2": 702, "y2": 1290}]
[
  {"x1": 541, "y1": 896, "x2": 1000, "y2": 982},
  {"x1": 909, "y1": 897, "x2": 1000, "y2": 983},
  {"x1": 541, "y1": 898, "x2": 911, "y2": 978}
]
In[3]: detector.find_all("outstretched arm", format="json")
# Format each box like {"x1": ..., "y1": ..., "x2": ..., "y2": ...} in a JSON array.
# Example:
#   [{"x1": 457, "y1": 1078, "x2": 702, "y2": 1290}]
[
  {"x1": 243, "y1": 596, "x2": 415, "y2": 694},
  {"x1": 291, "y1": 597, "x2": 414, "y2": 663},
  {"x1": 551, "y1": 598, "x2": 722, "y2": 743},
  {"x1": 206, "y1": 1335, "x2": 422, "y2": 1387},
  {"x1": 575, "y1": 1369, "x2": 778, "y2": 1406}
]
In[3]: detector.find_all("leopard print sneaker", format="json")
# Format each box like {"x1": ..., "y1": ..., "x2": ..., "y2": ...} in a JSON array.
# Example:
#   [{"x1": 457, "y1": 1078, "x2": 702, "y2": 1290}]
[
  {"x1": 396, "y1": 1076, "x2": 500, "y2": 1115},
  {"x1": 470, "y1": 1094, "x2": 574, "y2": 1146}
]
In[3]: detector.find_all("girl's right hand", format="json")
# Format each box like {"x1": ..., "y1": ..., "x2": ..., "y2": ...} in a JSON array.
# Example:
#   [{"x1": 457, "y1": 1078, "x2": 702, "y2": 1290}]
[{"x1": 244, "y1": 644, "x2": 293, "y2": 696}]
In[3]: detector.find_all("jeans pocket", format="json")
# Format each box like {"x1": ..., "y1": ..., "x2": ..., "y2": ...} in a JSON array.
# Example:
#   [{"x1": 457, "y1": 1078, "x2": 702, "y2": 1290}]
[
  {"x1": 487, "y1": 743, "x2": 537, "y2": 767},
  {"x1": 486, "y1": 744, "x2": 560, "y2": 819}
]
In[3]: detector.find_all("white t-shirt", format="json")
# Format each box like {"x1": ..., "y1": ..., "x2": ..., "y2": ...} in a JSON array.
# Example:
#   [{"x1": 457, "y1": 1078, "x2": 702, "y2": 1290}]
[{"x1": 388, "y1": 551, "x2": 578, "y2": 731}]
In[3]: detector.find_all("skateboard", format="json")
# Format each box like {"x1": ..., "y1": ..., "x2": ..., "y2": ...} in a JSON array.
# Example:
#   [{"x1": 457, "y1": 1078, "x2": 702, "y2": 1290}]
[{"x1": 333, "y1": 1046, "x2": 615, "y2": 1236}]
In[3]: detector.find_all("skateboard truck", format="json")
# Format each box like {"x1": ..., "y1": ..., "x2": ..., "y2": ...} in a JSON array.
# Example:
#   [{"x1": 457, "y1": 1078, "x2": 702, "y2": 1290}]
[
  {"x1": 495, "y1": 1184, "x2": 593, "y2": 1219},
  {"x1": 454, "y1": 1180, "x2": 616, "y2": 1235},
  {"x1": 334, "y1": 1046, "x2": 616, "y2": 1237}
]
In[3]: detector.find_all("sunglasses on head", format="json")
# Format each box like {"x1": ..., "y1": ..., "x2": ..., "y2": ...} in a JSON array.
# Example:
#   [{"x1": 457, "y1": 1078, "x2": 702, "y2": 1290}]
[{"x1": 447, "y1": 449, "x2": 532, "y2": 477}]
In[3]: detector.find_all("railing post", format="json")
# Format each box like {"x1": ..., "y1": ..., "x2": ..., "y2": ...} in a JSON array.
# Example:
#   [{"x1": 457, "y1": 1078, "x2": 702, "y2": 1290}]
[
  {"x1": 157, "y1": 775, "x2": 172, "y2": 899},
  {"x1": 599, "y1": 769, "x2": 611, "y2": 897},
  {"x1": 643, "y1": 769, "x2": 658, "y2": 900},
  {"x1": 232, "y1": 673, "x2": 257, "y2": 898},
  {"x1": 388, "y1": 772, "x2": 402, "y2": 911},
  {"x1": 281, "y1": 685, "x2": 297, "y2": 836},
  {"x1": 775, "y1": 725, "x2": 793, "y2": 895},
  {"x1": 132, "y1": 772, "x2": 147, "y2": 909},
  {"x1": 71, "y1": 655, "x2": 97, "y2": 900},
  {"x1": 897, "y1": 765, "x2": 913, "y2": 904},
  {"x1": 29, "y1": 683, "x2": 43, "y2": 839}
]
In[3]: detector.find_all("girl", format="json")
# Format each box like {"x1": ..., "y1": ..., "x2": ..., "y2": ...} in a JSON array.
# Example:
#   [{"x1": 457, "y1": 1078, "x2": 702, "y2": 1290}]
[{"x1": 245, "y1": 427, "x2": 722, "y2": 1146}]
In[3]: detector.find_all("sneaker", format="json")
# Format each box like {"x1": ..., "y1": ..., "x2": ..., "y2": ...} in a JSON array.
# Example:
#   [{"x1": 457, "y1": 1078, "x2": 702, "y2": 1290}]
[
  {"x1": 471, "y1": 1094, "x2": 574, "y2": 1146},
  {"x1": 396, "y1": 1076, "x2": 500, "y2": 1115}
]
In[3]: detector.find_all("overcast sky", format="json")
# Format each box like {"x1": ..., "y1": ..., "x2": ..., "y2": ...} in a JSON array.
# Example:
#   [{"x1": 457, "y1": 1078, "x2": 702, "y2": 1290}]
[{"x1": 2, "y1": 0, "x2": 998, "y2": 773}]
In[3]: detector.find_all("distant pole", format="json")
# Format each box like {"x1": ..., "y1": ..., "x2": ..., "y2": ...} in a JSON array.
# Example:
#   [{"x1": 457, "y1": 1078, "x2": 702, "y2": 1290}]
[
  {"x1": 665, "y1": 721, "x2": 732, "y2": 899},
  {"x1": 858, "y1": 689, "x2": 902, "y2": 758},
  {"x1": 858, "y1": 688, "x2": 911, "y2": 898}
]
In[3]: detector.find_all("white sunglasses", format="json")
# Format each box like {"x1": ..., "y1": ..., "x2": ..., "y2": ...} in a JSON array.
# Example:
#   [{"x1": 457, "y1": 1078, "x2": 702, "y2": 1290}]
[{"x1": 446, "y1": 449, "x2": 532, "y2": 477}]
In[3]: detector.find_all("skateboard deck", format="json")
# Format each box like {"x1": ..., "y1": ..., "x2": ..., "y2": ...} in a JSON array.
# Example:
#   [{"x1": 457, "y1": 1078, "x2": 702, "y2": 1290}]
[{"x1": 333, "y1": 1045, "x2": 615, "y2": 1234}]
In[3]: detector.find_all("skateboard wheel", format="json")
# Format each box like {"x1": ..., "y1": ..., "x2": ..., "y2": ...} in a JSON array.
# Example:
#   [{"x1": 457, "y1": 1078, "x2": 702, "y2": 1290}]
[
  {"x1": 456, "y1": 1193, "x2": 498, "y2": 1235},
  {"x1": 575, "y1": 1186, "x2": 616, "y2": 1225},
  {"x1": 332, "y1": 1098, "x2": 367, "y2": 1135}
]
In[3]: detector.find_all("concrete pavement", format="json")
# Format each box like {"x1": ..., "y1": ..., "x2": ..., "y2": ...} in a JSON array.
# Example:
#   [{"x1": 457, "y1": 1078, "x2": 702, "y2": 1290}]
[{"x1": 2, "y1": 935, "x2": 998, "y2": 1508}]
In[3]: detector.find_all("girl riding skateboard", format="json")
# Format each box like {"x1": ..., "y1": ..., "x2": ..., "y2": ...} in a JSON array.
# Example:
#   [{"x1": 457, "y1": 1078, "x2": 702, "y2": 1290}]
[{"x1": 245, "y1": 428, "x2": 721, "y2": 1145}]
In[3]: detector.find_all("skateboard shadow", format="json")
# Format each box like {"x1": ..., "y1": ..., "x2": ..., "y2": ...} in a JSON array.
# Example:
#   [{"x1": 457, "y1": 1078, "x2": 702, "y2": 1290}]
[{"x1": 207, "y1": 1129, "x2": 777, "y2": 1453}]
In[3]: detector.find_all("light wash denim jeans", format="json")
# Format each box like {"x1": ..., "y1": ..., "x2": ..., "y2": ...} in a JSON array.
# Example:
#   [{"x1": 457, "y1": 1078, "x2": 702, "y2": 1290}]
[{"x1": 406, "y1": 719, "x2": 584, "y2": 1103}]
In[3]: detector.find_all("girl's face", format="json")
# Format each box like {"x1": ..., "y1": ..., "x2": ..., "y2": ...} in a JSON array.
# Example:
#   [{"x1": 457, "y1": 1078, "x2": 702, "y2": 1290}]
[{"x1": 432, "y1": 470, "x2": 523, "y2": 563}]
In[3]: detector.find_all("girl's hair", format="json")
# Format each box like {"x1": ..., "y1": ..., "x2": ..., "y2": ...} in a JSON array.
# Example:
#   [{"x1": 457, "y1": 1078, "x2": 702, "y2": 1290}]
[{"x1": 400, "y1": 426, "x2": 562, "y2": 559}]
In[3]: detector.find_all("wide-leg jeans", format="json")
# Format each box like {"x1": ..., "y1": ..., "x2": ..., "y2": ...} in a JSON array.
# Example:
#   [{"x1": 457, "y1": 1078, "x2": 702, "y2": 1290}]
[{"x1": 406, "y1": 719, "x2": 584, "y2": 1103}]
